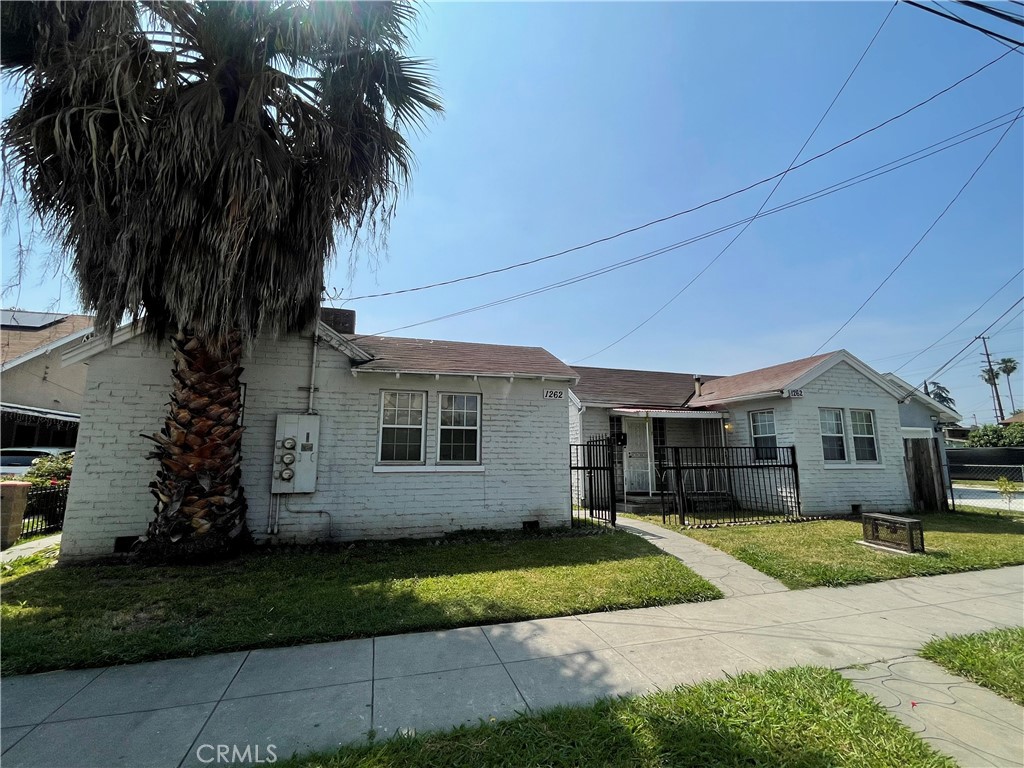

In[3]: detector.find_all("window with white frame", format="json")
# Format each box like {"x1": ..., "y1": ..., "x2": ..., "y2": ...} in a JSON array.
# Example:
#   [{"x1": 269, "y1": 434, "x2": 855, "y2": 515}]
[
  {"x1": 379, "y1": 391, "x2": 425, "y2": 463},
  {"x1": 819, "y1": 408, "x2": 846, "y2": 461},
  {"x1": 850, "y1": 409, "x2": 878, "y2": 462},
  {"x1": 749, "y1": 410, "x2": 778, "y2": 461},
  {"x1": 438, "y1": 393, "x2": 481, "y2": 463}
]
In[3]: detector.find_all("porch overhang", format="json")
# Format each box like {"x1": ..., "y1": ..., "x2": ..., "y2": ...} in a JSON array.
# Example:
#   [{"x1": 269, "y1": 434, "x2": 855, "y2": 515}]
[
  {"x1": 610, "y1": 408, "x2": 722, "y2": 420},
  {"x1": 1, "y1": 402, "x2": 81, "y2": 428}
]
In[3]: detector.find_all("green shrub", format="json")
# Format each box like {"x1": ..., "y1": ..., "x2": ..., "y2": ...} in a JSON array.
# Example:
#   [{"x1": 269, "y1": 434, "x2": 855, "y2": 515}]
[{"x1": 23, "y1": 453, "x2": 73, "y2": 488}]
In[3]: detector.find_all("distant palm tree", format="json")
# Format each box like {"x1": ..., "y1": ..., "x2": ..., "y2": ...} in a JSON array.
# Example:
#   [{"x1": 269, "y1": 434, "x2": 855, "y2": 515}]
[
  {"x1": 998, "y1": 357, "x2": 1018, "y2": 414},
  {"x1": 980, "y1": 367, "x2": 1005, "y2": 422},
  {"x1": 927, "y1": 381, "x2": 956, "y2": 409},
  {"x1": 2, "y1": 1, "x2": 441, "y2": 559}
]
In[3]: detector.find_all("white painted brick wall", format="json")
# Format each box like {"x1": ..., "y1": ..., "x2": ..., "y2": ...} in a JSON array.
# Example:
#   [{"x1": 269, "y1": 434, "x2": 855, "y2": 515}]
[
  {"x1": 723, "y1": 361, "x2": 911, "y2": 515},
  {"x1": 61, "y1": 332, "x2": 571, "y2": 561}
]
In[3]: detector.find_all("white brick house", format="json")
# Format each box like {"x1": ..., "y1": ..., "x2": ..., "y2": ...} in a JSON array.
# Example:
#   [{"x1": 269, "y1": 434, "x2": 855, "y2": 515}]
[
  {"x1": 59, "y1": 310, "x2": 578, "y2": 561},
  {"x1": 688, "y1": 351, "x2": 913, "y2": 515},
  {"x1": 573, "y1": 351, "x2": 916, "y2": 516}
]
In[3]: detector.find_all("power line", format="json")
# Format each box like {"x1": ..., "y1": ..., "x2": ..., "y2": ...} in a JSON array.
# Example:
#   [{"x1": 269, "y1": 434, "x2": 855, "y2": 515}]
[
  {"x1": 902, "y1": 0, "x2": 1024, "y2": 48},
  {"x1": 573, "y1": 1, "x2": 899, "y2": 364},
  {"x1": 895, "y1": 296, "x2": 1024, "y2": 403},
  {"x1": 938, "y1": 1, "x2": 1024, "y2": 51},
  {"x1": 889, "y1": 267, "x2": 1024, "y2": 373},
  {"x1": 812, "y1": 107, "x2": 1023, "y2": 354},
  {"x1": 956, "y1": 1, "x2": 1024, "y2": 27},
  {"x1": 352, "y1": 110, "x2": 1022, "y2": 341},
  {"x1": 342, "y1": 42, "x2": 1019, "y2": 303}
]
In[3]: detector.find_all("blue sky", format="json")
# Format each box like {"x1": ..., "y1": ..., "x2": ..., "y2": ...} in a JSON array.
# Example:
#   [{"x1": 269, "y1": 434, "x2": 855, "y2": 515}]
[{"x1": 3, "y1": 1, "x2": 1022, "y2": 424}]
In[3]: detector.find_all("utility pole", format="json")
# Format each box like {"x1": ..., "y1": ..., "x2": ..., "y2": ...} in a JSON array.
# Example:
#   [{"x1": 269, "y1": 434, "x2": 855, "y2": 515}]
[{"x1": 979, "y1": 335, "x2": 1005, "y2": 422}]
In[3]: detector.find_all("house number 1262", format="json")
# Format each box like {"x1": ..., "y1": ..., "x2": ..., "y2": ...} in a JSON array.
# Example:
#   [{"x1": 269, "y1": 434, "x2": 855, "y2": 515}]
[{"x1": 543, "y1": 389, "x2": 565, "y2": 399}]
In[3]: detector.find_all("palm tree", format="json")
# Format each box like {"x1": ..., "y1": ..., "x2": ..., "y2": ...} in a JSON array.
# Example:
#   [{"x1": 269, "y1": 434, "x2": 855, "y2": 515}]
[
  {"x1": 998, "y1": 357, "x2": 1018, "y2": 414},
  {"x1": 2, "y1": 1, "x2": 441, "y2": 559},
  {"x1": 926, "y1": 381, "x2": 956, "y2": 409},
  {"x1": 980, "y1": 367, "x2": 1005, "y2": 422}
]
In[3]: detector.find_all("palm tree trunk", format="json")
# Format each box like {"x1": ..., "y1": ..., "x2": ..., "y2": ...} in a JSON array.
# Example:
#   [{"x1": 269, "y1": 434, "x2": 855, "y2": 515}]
[
  {"x1": 141, "y1": 330, "x2": 250, "y2": 560},
  {"x1": 1005, "y1": 377, "x2": 1016, "y2": 414}
]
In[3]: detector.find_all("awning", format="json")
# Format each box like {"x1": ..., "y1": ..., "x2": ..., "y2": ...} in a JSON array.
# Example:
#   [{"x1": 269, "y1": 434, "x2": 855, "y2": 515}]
[
  {"x1": 1, "y1": 402, "x2": 80, "y2": 424},
  {"x1": 610, "y1": 408, "x2": 722, "y2": 420}
]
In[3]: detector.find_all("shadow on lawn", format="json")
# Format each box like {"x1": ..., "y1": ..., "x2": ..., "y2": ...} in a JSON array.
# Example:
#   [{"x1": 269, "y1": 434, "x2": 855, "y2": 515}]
[{"x1": 1, "y1": 530, "x2": 698, "y2": 675}]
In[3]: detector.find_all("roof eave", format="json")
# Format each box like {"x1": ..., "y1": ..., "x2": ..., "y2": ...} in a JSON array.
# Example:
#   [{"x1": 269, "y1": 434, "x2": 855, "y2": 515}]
[
  {"x1": 2, "y1": 325, "x2": 96, "y2": 372},
  {"x1": 352, "y1": 368, "x2": 578, "y2": 383}
]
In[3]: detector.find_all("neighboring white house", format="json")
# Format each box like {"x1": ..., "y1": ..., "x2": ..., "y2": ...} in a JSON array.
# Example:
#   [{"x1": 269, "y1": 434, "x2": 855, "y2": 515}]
[
  {"x1": 572, "y1": 350, "x2": 917, "y2": 516},
  {"x1": 58, "y1": 309, "x2": 578, "y2": 561},
  {"x1": 1, "y1": 309, "x2": 95, "y2": 448},
  {"x1": 688, "y1": 351, "x2": 913, "y2": 515}
]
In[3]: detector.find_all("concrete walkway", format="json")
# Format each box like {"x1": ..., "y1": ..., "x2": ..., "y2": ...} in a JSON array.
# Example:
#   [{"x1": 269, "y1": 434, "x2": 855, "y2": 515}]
[
  {"x1": 844, "y1": 656, "x2": 1024, "y2": 768},
  {"x1": 0, "y1": 534, "x2": 60, "y2": 564},
  {"x1": 2, "y1": 565, "x2": 1020, "y2": 768},
  {"x1": 619, "y1": 517, "x2": 789, "y2": 596}
]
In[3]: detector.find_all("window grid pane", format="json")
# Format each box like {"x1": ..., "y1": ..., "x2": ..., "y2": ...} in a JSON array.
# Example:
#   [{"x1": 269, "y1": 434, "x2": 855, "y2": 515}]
[
  {"x1": 851, "y1": 410, "x2": 877, "y2": 461},
  {"x1": 750, "y1": 411, "x2": 777, "y2": 460},
  {"x1": 439, "y1": 394, "x2": 480, "y2": 463},
  {"x1": 380, "y1": 392, "x2": 424, "y2": 462},
  {"x1": 820, "y1": 409, "x2": 846, "y2": 461}
]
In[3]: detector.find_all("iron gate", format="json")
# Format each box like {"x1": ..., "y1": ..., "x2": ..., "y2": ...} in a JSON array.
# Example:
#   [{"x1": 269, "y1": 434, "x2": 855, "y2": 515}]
[
  {"x1": 658, "y1": 446, "x2": 800, "y2": 526},
  {"x1": 570, "y1": 436, "x2": 617, "y2": 526}
]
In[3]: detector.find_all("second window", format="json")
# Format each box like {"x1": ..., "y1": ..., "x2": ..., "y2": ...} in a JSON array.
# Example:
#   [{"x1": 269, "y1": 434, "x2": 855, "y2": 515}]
[{"x1": 439, "y1": 393, "x2": 481, "y2": 463}]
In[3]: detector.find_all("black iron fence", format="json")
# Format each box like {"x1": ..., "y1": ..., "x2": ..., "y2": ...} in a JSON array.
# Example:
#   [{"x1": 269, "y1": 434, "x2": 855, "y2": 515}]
[
  {"x1": 570, "y1": 436, "x2": 617, "y2": 526},
  {"x1": 21, "y1": 483, "x2": 69, "y2": 537},
  {"x1": 657, "y1": 446, "x2": 800, "y2": 526}
]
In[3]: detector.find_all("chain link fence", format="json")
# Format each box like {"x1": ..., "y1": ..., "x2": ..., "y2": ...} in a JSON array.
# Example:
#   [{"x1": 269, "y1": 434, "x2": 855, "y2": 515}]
[{"x1": 947, "y1": 463, "x2": 1024, "y2": 514}]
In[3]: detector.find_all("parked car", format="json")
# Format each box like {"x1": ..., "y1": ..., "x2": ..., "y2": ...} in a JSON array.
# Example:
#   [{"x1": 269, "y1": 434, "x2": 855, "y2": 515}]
[{"x1": 0, "y1": 447, "x2": 73, "y2": 477}]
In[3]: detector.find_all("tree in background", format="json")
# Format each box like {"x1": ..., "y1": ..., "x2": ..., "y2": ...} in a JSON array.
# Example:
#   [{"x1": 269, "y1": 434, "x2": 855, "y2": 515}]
[
  {"x1": 2, "y1": 1, "x2": 442, "y2": 560},
  {"x1": 998, "y1": 358, "x2": 1018, "y2": 414},
  {"x1": 965, "y1": 423, "x2": 1024, "y2": 448},
  {"x1": 926, "y1": 381, "x2": 956, "y2": 409}
]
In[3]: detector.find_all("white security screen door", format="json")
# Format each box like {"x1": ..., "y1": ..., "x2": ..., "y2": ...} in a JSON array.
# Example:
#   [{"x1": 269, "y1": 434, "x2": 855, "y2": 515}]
[{"x1": 623, "y1": 418, "x2": 652, "y2": 494}]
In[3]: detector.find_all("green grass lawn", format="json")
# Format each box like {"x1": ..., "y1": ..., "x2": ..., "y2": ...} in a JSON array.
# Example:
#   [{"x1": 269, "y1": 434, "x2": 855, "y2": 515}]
[
  {"x1": 0, "y1": 529, "x2": 720, "y2": 676},
  {"x1": 921, "y1": 627, "x2": 1024, "y2": 706},
  {"x1": 279, "y1": 667, "x2": 953, "y2": 768},
  {"x1": 629, "y1": 509, "x2": 1024, "y2": 589}
]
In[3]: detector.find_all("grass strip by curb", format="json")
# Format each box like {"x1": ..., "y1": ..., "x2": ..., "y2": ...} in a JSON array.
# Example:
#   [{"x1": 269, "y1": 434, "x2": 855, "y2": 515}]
[
  {"x1": 921, "y1": 627, "x2": 1024, "y2": 706},
  {"x1": 279, "y1": 667, "x2": 954, "y2": 768}
]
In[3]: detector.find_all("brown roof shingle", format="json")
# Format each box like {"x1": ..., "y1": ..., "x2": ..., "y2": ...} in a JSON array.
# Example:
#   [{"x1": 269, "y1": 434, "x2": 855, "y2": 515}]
[
  {"x1": 570, "y1": 366, "x2": 707, "y2": 407},
  {"x1": 348, "y1": 335, "x2": 577, "y2": 380},
  {"x1": 1, "y1": 313, "x2": 95, "y2": 366},
  {"x1": 689, "y1": 352, "x2": 835, "y2": 405}
]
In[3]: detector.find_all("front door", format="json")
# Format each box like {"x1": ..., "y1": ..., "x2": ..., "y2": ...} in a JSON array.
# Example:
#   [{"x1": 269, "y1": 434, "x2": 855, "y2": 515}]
[{"x1": 624, "y1": 418, "x2": 652, "y2": 494}]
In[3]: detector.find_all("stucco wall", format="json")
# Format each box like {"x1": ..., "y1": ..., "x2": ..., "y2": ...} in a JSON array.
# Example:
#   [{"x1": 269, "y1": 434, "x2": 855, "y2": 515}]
[
  {"x1": 2, "y1": 345, "x2": 88, "y2": 414},
  {"x1": 61, "y1": 332, "x2": 571, "y2": 561}
]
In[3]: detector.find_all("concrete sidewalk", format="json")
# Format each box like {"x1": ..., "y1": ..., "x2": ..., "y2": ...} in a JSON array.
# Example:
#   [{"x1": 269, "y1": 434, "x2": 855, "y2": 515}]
[
  {"x1": 0, "y1": 534, "x2": 61, "y2": 565},
  {"x1": 2, "y1": 565, "x2": 1020, "y2": 768}
]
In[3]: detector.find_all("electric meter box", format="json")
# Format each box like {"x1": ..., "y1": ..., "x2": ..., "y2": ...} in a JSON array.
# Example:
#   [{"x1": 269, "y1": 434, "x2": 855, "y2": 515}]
[{"x1": 271, "y1": 414, "x2": 320, "y2": 494}]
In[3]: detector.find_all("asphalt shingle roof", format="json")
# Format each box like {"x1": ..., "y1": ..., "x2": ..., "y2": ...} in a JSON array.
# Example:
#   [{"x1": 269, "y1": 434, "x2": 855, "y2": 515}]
[
  {"x1": 348, "y1": 335, "x2": 578, "y2": 380},
  {"x1": 570, "y1": 366, "x2": 708, "y2": 407},
  {"x1": 689, "y1": 352, "x2": 835, "y2": 405}
]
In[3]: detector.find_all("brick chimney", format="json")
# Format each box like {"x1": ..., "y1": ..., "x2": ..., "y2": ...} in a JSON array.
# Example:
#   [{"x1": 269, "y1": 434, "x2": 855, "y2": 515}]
[{"x1": 320, "y1": 307, "x2": 355, "y2": 335}]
